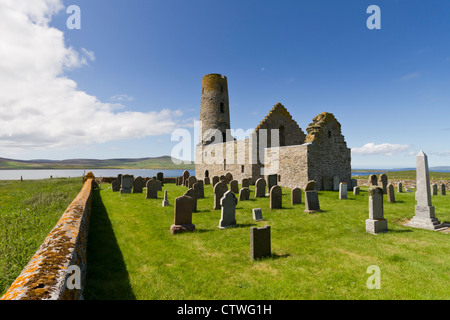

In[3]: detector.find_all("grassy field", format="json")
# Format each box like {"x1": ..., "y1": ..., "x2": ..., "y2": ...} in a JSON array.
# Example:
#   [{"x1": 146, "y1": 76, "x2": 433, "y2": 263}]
[
  {"x1": 84, "y1": 182, "x2": 450, "y2": 300},
  {"x1": 353, "y1": 170, "x2": 450, "y2": 180},
  {"x1": 0, "y1": 178, "x2": 83, "y2": 296}
]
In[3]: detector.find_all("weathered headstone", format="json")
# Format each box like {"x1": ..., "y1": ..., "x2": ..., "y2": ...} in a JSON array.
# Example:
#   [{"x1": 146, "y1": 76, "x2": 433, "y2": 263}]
[
  {"x1": 182, "y1": 170, "x2": 190, "y2": 185},
  {"x1": 270, "y1": 185, "x2": 282, "y2": 209},
  {"x1": 146, "y1": 179, "x2": 158, "y2": 199},
  {"x1": 204, "y1": 177, "x2": 210, "y2": 185},
  {"x1": 239, "y1": 187, "x2": 250, "y2": 201},
  {"x1": 387, "y1": 183, "x2": 395, "y2": 203},
  {"x1": 332, "y1": 175, "x2": 340, "y2": 191},
  {"x1": 156, "y1": 172, "x2": 164, "y2": 186},
  {"x1": 230, "y1": 180, "x2": 239, "y2": 193},
  {"x1": 242, "y1": 178, "x2": 250, "y2": 188},
  {"x1": 366, "y1": 186, "x2": 388, "y2": 234},
  {"x1": 339, "y1": 182, "x2": 347, "y2": 200},
  {"x1": 252, "y1": 208, "x2": 263, "y2": 221},
  {"x1": 431, "y1": 183, "x2": 438, "y2": 196},
  {"x1": 353, "y1": 186, "x2": 360, "y2": 195},
  {"x1": 184, "y1": 188, "x2": 198, "y2": 212},
  {"x1": 132, "y1": 176, "x2": 145, "y2": 193},
  {"x1": 304, "y1": 190, "x2": 320, "y2": 213},
  {"x1": 213, "y1": 181, "x2": 228, "y2": 210},
  {"x1": 440, "y1": 183, "x2": 446, "y2": 196},
  {"x1": 267, "y1": 174, "x2": 278, "y2": 192},
  {"x1": 304, "y1": 180, "x2": 316, "y2": 191},
  {"x1": 219, "y1": 191, "x2": 237, "y2": 229},
  {"x1": 157, "y1": 180, "x2": 162, "y2": 191},
  {"x1": 379, "y1": 174, "x2": 388, "y2": 194},
  {"x1": 406, "y1": 151, "x2": 443, "y2": 230},
  {"x1": 369, "y1": 174, "x2": 378, "y2": 186},
  {"x1": 170, "y1": 195, "x2": 195, "y2": 234},
  {"x1": 351, "y1": 179, "x2": 358, "y2": 189},
  {"x1": 111, "y1": 179, "x2": 120, "y2": 192},
  {"x1": 322, "y1": 176, "x2": 332, "y2": 191},
  {"x1": 120, "y1": 174, "x2": 133, "y2": 194},
  {"x1": 193, "y1": 180, "x2": 204, "y2": 199},
  {"x1": 187, "y1": 176, "x2": 197, "y2": 189},
  {"x1": 291, "y1": 187, "x2": 302, "y2": 205},
  {"x1": 162, "y1": 190, "x2": 169, "y2": 207},
  {"x1": 250, "y1": 226, "x2": 271, "y2": 260},
  {"x1": 255, "y1": 178, "x2": 266, "y2": 198},
  {"x1": 220, "y1": 175, "x2": 226, "y2": 183},
  {"x1": 212, "y1": 176, "x2": 219, "y2": 187},
  {"x1": 397, "y1": 182, "x2": 403, "y2": 193},
  {"x1": 225, "y1": 172, "x2": 233, "y2": 184}
]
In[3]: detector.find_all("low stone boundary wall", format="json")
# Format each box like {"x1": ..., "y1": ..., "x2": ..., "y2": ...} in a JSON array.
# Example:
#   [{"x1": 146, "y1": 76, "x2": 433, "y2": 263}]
[
  {"x1": 97, "y1": 176, "x2": 176, "y2": 184},
  {"x1": 356, "y1": 179, "x2": 449, "y2": 189},
  {"x1": 1, "y1": 178, "x2": 94, "y2": 300}
]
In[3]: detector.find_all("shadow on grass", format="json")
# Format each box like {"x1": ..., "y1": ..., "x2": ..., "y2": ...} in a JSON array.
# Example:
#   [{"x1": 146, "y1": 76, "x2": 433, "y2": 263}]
[{"x1": 84, "y1": 189, "x2": 136, "y2": 300}]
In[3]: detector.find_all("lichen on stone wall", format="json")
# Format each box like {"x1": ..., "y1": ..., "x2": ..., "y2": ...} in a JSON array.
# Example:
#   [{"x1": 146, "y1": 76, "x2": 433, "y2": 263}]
[{"x1": 305, "y1": 112, "x2": 342, "y2": 143}]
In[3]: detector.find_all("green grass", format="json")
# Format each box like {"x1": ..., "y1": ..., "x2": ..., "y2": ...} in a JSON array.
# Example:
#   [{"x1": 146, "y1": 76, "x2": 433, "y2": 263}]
[
  {"x1": 84, "y1": 183, "x2": 450, "y2": 300},
  {"x1": 353, "y1": 170, "x2": 450, "y2": 180},
  {"x1": 0, "y1": 178, "x2": 83, "y2": 296}
]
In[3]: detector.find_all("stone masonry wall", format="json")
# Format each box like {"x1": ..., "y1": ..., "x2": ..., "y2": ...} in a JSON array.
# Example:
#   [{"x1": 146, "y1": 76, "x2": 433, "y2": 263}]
[{"x1": 1, "y1": 178, "x2": 94, "y2": 300}]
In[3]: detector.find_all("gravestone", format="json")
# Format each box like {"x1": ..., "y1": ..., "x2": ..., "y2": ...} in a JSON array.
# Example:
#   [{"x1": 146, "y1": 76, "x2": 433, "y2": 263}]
[
  {"x1": 184, "y1": 188, "x2": 198, "y2": 212},
  {"x1": 291, "y1": 187, "x2": 302, "y2": 205},
  {"x1": 157, "y1": 172, "x2": 164, "y2": 186},
  {"x1": 387, "y1": 183, "x2": 395, "y2": 203},
  {"x1": 213, "y1": 181, "x2": 228, "y2": 210},
  {"x1": 187, "y1": 176, "x2": 197, "y2": 189},
  {"x1": 339, "y1": 182, "x2": 347, "y2": 200},
  {"x1": 157, "y1": 180, "x2": 162, "y2": 191},
  {"x1": 304, "y1": 180, "x2": 316, "y2": 191},
  {"x1": 242, "y1": 178, "x2": 250, "y2": 188},
  {"x1": 379, "y1": 174, "x2": 388, "y2": 194},
  {"x1": 252, "y1": 208, "x2": 263, "y2": 221},
  {"x1": 111, "y1": 179, "x2": 120, "y2": 192},
  {"x1": 239, "y1": 187, "x2": 250, "y2": 201},
  {"x1": 225, "y1": 172, "x2": 233, "y2": 184},
  {"x1": 304, "y1": 190, "x2": 320, "y2": 213},
  {"x1": 440, "y1": 183, "x2": 446, "y2": 195},
  {"x1": 219, "y1": 191, "x2": 237, "y2": 229},
  {"x1": 270, "y1": 185, "x2": 282, "y2": 209},
  {"x1": 162, "y1": 190, "x2": 169, "y2": 207},
  {"x1": 267, "y1": 174, "x2": 278, "y2": 192},
  {"x1": 322, "y1": 176, "x2": 332, "y2": 191},
  {"x1": 212, "y1": 176, "x2": 219, "y2": 187},
  {"x1": 369, "y1": 174, "x2": 378, "y2": 186},
  {"x1": 250, "y1": 226, "x2": 271, "y2": 260},
  {"x1": 366, "y1": 186, "x2": 388, "y2": 234},
  {"x1": 193, "y1": 180, "x2": 204, "y2": 199},
  {"x1": 120, "y1": 175, "x2": 133, "y2": 194},
  {"x1": 397, "y1": 182, "x2": 403, "y2": 193},
  {"x1": 351, "y1": 179, "x2": 358, "y2": 189},
  {"x1": 255, "y1": 178, "x2": 266, "y2": 198},
  {"x1": 182, "y1": 170, "x2": 190, "y2": 185},
  {"x1": 353, "y1": 186, "x2": 360, "y2": 195},
  {"x1": 170, "y1": 195, "x2": 195, "y2": 234},
  {"x1": 220, "y1": 175, "x2": 226, "y2": 183},
  {"x1": 431, "y1": 183, "x2": 438, "y2": 196},
  {"x1": 332, "y1": 175, "x2": 340, "y2": 191},
  {"x1": 146, "y1": 179, "x2": 158, "y2": 199},
  {"x1": 204, "y1": 177, "x2": 210, "y2": 185},
  {"x1": 132, "y1": 176, "x2": 145, "y2": 193},
  {"x1": 230, "y1": 180, "x2": 239, "y2": 193},
  {"x1": 406, "y1": 151, "x2": 443, "y2": 230}
]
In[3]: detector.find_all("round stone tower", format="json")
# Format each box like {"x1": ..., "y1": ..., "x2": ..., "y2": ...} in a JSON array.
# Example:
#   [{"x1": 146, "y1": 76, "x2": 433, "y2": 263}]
[{"x1": 199, "y1": 73, "x2": 231, "y2": 145}]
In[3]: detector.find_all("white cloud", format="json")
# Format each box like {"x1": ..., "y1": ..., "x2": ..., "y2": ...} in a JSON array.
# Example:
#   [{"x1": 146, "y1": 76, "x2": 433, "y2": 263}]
[
  {"x1": 352, "y1": 143, "x2": 412, "y2": 156},
  {"x1": 0, "y1": 0, "x2": 182, "y2": 152},
  {"x1": 110, "y1": 94, "x2": 135, "y2": 102}
]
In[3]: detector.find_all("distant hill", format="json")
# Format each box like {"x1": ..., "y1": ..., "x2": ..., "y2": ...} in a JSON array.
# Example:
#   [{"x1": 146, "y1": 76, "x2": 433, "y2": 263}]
[{"x1": 0, "y1": 156, "x2": 194, "y2": 170}]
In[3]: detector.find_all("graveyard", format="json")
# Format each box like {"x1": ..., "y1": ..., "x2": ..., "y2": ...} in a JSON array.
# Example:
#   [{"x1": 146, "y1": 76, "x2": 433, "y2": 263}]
[{"x1": 80, "y1": 175, "x2": 449, "y2": 300}]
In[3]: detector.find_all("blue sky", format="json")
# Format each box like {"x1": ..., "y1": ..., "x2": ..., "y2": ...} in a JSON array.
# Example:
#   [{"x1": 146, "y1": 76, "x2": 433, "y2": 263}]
[{"x1": 1, "y1": 0, "x2": 450, "y2": 168}]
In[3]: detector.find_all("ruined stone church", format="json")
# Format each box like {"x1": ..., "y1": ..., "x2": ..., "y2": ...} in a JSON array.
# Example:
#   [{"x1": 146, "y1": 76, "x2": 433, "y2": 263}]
[{"x1": 195, "y1": 73, "x2": 351, "y2": 190}]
